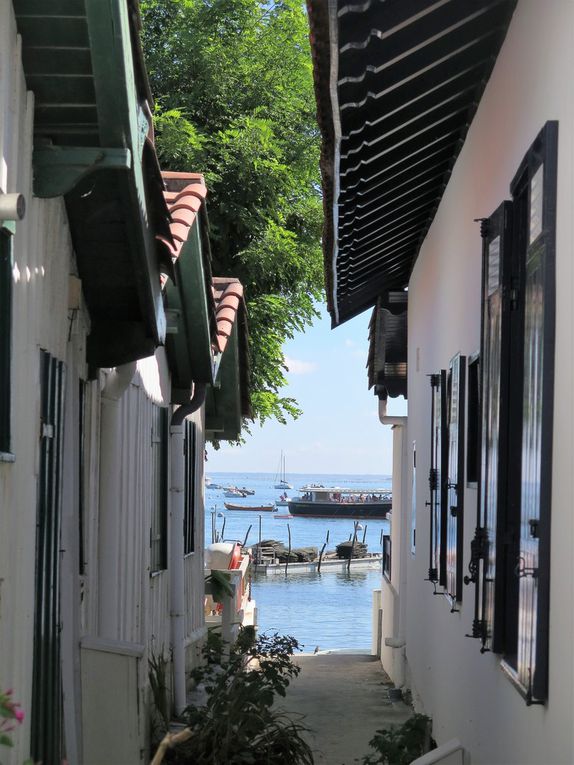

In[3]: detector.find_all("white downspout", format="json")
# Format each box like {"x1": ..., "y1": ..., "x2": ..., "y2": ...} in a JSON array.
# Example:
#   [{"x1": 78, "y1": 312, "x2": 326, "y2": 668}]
[
  {"x1": 170, "y1": 383, "x2": 207, "y2": 715},
  {"x1": 379, "y1": 398, "x2": 408, "y2": 689},
  {"x1": 98, "y1": 362, "x2": 136, "y2": 638}
]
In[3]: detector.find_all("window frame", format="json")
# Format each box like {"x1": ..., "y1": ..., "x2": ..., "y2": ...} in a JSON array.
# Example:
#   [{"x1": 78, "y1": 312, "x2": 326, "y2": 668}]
[
  {"x1": 183, "y1": 420, "x2": 197, "y2": 556},
  {"x1": 466, "y1": 353, "x2": 480, "y2": 488},
  {"x1": 445, "y1": 353, "x2": 466, "y2": 605},
  {"x1": 150, "y1": 406, "x2": 169, "y2": 574},
  {"x1": 471, "y1": 122, "x2": 557, "y2": 704},
  {"x1": 428, "y1": 370, "x2": 447, "y2": 586}
]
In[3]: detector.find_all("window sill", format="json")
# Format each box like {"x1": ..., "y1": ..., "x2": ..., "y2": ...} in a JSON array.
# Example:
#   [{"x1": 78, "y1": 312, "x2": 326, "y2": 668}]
[
  {"x1": 500, "y1": 659, "x2": 530, "y2": 702},
  {"x1": 0, "y1": 452, "x2": 15, "y2": 463}
]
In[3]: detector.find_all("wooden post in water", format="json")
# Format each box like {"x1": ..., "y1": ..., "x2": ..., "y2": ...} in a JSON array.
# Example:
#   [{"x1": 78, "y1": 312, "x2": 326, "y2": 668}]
[
  {"x1": 285, "y1": 523, "x2": 292, "y2": 576},
  {"x1": 211, "y1": 510, "x2": 216, "y2": 544},
  {"x1": 347, "y1": 521, "x2": 359, "y2": 573},
  {"x1": 242, "y1": 524, "x2": 252, "y2": 548},
  {"x1": 257, "y1": 515, "x2": 262, "y2": 566},
  {"x1": 362, "y1": 524, "x2": 368, "y2": 544},
  {"x1": 317, "y1": 529, "x2": 329, "y2": 573},
  {"x1": 221, "y1": 517, "x2": 226, "y2": 541}
]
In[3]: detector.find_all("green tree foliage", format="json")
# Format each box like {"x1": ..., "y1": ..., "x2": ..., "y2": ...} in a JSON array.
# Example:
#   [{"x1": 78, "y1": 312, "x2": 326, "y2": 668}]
[{"x1": 141, "y1": 0, "x2": 324, "y2": 427}]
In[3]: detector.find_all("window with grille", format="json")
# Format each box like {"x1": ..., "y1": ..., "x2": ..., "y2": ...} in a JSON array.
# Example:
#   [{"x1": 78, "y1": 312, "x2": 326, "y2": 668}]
[{"x1": 150, "y1": 407, "x2": 168, "y2": 573}]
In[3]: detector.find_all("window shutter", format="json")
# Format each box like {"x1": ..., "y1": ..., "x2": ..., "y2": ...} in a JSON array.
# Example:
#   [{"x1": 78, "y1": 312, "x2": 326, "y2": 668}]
[
  {"x1": 446, "y1": 353, "x2": 466, "y2": 602},
  {"x1": 511, "y1": 122, "x2": 557, "y2": 702},
  {"x1": 0, "y1": 230, "x2": 12, "y2": 454},
  {"x1": 477, "y1": 201, "x2": 513, "y2": 651},
  {"x1": 184, "y1": 420, "x2": 197, "y2": 554},
  {"x1": 32, "y1": 351, "x2": 66, "y2": 764},
  {"x1": 428, "y1": 371, "x2": 447, "y2": 585}
]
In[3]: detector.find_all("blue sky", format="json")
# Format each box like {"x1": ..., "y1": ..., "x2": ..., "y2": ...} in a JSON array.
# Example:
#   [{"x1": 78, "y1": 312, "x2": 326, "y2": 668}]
[{"x1": 207, "y1": 304, "x2": 407, "y2": 475}]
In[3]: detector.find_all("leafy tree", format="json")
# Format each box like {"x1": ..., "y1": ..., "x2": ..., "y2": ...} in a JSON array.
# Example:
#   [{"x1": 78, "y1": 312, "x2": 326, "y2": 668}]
[{"x1": 141, "y1": 0, "x2": 324, "y2": 428}]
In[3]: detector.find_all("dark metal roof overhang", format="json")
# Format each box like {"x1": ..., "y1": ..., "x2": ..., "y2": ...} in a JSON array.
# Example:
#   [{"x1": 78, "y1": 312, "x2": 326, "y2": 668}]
[
  {"x1": 308, "y1": 0, "x2": 517, "y2": 327},
  {"x1": 14, "y1": 0, "x2": 171, "y2": 367},
  {"x1": 368, "y1": 292, "x2": 408, "y2": 399}
]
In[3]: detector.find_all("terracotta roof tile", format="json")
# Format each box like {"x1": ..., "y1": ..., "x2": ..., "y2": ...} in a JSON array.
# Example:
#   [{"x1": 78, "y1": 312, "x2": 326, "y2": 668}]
[
  {"x1": 159, "y1": 173, "x2": 208, "y2": 262},
  {"x1": 212, "y1": 278, "x2": 244, "y2": 355}
]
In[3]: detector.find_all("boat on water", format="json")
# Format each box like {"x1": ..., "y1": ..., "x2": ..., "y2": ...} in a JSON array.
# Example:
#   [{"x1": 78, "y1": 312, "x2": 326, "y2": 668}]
[
  {"x1": 224, "y1": 502, "x2": 276, "y2": 512},
  {"x1": 288, "y1": 486, "x2": 392, "y2": 519},
  {"x1": 224, "y1": 486, "x2": 255, "y2": 498},
  {"x1": 224, "y1": 488, "x2": 245, "y2": 498},
  {"x1": 274, "y1": 451, "x2": 293, "y2": 490}
]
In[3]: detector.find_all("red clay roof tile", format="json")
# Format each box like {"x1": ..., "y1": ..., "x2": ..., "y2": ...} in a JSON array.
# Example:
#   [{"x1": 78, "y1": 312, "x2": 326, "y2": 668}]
[{"x1": 212, "y1": 278, "x2": 244, "y2": 354}]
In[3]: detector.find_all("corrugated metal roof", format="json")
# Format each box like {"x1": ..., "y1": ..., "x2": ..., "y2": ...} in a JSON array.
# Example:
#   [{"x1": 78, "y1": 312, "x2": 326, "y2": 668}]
[
  {"x1": 367, "y1": 292, "x2": 408, "y2": 399},
  {"x1": 308, "y1": 0, "x2": 517, "y2": 327}
]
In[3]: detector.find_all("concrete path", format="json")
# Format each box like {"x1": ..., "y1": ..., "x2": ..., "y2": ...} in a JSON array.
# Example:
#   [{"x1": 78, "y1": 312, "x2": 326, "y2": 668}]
[{"x1": 277, "y1": 652, "x2": 412, "y2": 765}]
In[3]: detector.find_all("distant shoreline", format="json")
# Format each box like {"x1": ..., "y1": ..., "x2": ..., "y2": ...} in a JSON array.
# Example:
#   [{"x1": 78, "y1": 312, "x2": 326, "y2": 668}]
[{"x1": 206, "y1": 470, "x2": 392, "y2": 479}]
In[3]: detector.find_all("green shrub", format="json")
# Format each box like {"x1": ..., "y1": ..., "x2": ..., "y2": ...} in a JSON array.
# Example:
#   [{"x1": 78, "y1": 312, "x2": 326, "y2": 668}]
[
  {"x1": 159, "y1": 629, "x2": 313, "y2": 764},
  {"x1": 360, "y1": 713, "x2": 432, "y2": 765}
]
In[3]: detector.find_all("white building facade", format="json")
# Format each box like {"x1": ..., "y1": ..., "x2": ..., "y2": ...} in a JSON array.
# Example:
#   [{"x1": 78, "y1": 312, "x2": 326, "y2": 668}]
[
  {"x1": 0, "y1": 2, "x2": 250, "y2": 763},
  {"x1": 310, "y1": 1, "x2": 574, "y2": 762}
]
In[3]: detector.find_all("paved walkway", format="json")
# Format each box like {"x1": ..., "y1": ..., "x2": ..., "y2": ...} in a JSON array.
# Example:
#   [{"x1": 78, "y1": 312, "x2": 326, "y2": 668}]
[{"x1": 277, "y1": 652, "x2": 413, "y2": 765}]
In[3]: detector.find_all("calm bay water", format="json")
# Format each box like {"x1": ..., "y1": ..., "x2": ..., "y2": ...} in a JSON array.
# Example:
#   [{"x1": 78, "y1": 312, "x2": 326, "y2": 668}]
[{"x1": 204, "y1": 471, "x2": 391, "y2": 650}]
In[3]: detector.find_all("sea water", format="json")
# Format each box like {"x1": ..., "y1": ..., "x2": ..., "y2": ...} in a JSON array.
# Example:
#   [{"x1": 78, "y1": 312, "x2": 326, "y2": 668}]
[{"x1": 204, "y1": 472, "x2": 391, "y2": 651}]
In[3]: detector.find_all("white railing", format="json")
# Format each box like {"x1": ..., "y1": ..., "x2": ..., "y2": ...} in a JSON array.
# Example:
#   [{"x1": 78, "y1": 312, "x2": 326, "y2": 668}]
[{"x1": 411, "y1": 739, "x2": 465, "y2": 765}]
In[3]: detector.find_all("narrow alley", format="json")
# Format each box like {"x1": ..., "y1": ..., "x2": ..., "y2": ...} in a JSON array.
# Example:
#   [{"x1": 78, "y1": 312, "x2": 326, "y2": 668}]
[{"x1": 279, "y1": 653, "x2": 412, "y2": 764}]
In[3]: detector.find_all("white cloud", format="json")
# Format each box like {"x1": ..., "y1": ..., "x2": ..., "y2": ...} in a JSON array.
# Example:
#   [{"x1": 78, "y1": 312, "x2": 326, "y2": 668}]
[{"x1": 284, "y1": 356, "x2": 318, "y2": 375}]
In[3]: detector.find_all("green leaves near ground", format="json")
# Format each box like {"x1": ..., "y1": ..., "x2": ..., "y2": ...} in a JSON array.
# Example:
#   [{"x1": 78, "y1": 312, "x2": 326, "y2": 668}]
[
  {"x1": 153, "y1": 628, "x2": 314, "y2": 764},
  {"x1": 360, "y1": 713, "x2": 433, "y2": 765},
  {"x1": 141, "y1": 0, "x2": 324, "y2": 431}
]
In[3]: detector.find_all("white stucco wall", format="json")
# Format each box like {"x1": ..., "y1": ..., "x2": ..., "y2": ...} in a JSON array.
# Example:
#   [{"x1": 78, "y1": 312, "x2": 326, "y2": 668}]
[
  {"x1": 405, "y1": 2, "x2": 574, "y2": 763},
  {"x1": 0, "y1": 4, "x2": 89, "y2": 762}
]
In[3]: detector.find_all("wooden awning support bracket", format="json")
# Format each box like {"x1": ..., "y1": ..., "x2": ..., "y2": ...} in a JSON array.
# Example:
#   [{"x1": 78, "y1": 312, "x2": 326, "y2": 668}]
[{"x1": 33, "y1": 146, "x2": 132, "y2": 198}]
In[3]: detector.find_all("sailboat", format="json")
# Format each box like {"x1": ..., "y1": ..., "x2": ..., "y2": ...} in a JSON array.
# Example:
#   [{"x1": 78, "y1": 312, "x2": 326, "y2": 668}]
[{"x1": 274, "y1": 451, "x2": 293, "y2": 490}]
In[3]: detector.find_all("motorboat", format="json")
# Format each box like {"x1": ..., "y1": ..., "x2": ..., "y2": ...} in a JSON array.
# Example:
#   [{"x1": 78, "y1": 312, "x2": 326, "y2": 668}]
[{"x1": 288, "y1": 486, "x2": 392, "y2": 519}]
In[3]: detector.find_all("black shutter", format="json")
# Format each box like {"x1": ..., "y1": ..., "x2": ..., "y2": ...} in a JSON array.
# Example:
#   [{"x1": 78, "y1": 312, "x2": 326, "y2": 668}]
[
  {"x1": 428, "y1": 371, "x2": 447, "y2": 584},
  {"x1": 477, "y1": 202, "x2": 513, "y2": 652},
  {"x1": 184, "y1": 421, "x2": 197, "y2": 554},
  {"x1": 511, "y1": 122, "x2": 557, "y2": 702},
  {"x1": 446, "y1": 354, "x2": 466, "y2": 602},
  {"x1": 0, "y1": 229, "x2": 12, "y2": 454},
  {"x1": 32, "y1": 350, "x2": 66, "y2": 763}
]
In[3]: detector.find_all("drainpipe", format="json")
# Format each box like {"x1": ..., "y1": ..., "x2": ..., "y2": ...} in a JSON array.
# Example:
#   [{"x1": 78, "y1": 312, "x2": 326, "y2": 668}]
[
  {"x1": 378, "y1": 398, "x2": 409, "y2": 689},
  {"x1": 170, "y1": 383, "x2": 207, "y2": 715},
  {"x1": 98, "y1": 362, "x2": 137, "y2": 638}
]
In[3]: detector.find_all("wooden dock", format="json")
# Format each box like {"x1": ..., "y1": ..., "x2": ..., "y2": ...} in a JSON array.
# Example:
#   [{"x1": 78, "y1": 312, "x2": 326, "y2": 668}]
[{"x1": 253, "y1": 555, "x2": 382, "y2": 576}]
